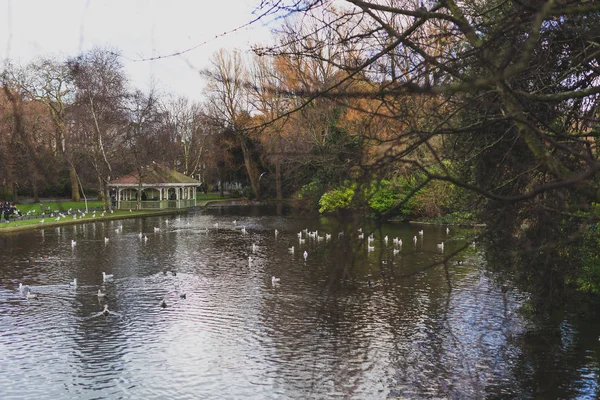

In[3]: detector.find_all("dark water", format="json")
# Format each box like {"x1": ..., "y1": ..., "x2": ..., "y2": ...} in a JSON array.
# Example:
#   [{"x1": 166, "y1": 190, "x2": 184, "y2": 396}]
[{"x1": 0, "y1": 205, "x2": 598, "y2": 399}]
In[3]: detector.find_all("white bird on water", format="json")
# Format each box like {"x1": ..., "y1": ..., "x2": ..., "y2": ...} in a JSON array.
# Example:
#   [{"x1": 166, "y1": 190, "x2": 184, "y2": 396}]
[
  {"x1": 418, "y1": 230, "x2": 424, "y2": 236},
  {"x1": 252, "y1": 243, "x2": 258, "y2": 253},
  {"x1": 446, "y1": 227, "x2": 450, "y2": 234},
  {"x1": 102, "y1": 272, "x2": 114, "y2": 282},
  {"x1": 70, "y1": 278, "x2": 77, "y2": 287},
  {"x1": 26, "y1": 290, "x2": 38, "y2": 300},
  {"x1": 437, "y1": 242, "x2": 445, "y2": 251},
  {"x1": 104, "y1": 237, "x2": 109, "y2": 244},
  {"x1": 271, "y1": 276, "x2": 281, "y2": 285},
  {"x1": 288, "y1": 246, "x2": 295, "y2": 254},
  {"x1": 303, "y1": 251, "x2": 308, "y2": 261},
  {"x1": 97, "y1": 289, "x2": 107, "y2": 298},
  {"x1": 71, "y1": 240, "x2": 76, "y2": 247},
  {"x1": 413, "y1": 236, "x2": 418, "y2": 245}
]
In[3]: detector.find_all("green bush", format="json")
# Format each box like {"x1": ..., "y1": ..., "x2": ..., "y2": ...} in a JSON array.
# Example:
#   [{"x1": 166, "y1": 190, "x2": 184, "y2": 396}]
[
  {"x1": 576, "y1": 223, "x2": 600, "y2": 294},
  {"x1": 318, "y1": 183, "x2": 355, "y2": 213}
]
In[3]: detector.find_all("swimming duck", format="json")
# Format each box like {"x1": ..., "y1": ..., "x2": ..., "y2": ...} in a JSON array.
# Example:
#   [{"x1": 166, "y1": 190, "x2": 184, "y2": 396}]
[{"x1": 26, "y1": 290, "x2": 38, "y2": 299}]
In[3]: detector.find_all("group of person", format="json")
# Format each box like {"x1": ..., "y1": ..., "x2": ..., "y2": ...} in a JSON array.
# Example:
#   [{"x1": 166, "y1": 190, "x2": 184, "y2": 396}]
[{"x1": 1, "y1": 201, "x2": 22, "y2": 222}]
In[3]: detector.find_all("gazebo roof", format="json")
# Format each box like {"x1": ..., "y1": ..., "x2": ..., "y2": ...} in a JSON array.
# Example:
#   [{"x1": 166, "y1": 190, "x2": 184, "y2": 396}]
[{"x1": 109, "y1": 164, "x2": 199, "y2": 186}]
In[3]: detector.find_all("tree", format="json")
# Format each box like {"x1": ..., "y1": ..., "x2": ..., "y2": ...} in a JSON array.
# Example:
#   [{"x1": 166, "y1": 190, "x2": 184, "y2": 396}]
[
  {"x1": 162, "y1": 96, "x2": 210, "y2": 178},
  {"x1": 252, "y1": 0, "x2": 600, "y2": 305},
  {"x1": 69, "y1": 47, "x2": 129, "y2": 210},
  {"x1": 205, "y1": 49, "x2": 263, "y2": 199},
  {"x1": 11, "y1": 57, "x2": 81, "y2": 200}
]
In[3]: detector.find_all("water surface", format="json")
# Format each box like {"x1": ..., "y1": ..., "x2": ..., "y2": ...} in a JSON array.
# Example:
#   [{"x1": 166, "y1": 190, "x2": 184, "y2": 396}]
[{"x1": 0, "y1": 205, "x2": 598, "y2": 399}]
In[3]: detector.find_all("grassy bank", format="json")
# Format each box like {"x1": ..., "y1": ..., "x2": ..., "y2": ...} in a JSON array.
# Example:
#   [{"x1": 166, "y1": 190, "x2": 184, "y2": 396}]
[
  {"x1": 0, "y1": 195, "x2": 235, "y2": 234},
  {"x1": 0, "y1": 209, "x2": 186, "y2": 234}
]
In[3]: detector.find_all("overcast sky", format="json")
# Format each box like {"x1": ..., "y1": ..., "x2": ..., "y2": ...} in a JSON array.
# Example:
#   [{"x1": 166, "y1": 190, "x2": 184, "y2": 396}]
[{"x1": 1, "y1": 0, "x2": 275, "y2": 101}]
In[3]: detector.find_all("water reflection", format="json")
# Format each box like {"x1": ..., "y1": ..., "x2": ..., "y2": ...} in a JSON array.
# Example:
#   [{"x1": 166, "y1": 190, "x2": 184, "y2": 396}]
[{"x1": 0, "y1": 205, "x2": 598, "y2": 398}]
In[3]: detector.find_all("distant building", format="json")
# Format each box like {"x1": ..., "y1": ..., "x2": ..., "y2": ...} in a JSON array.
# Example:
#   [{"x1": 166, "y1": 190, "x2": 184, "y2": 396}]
[{"x1": 108, "y1": 164, "x2": 200, "y2": 210}]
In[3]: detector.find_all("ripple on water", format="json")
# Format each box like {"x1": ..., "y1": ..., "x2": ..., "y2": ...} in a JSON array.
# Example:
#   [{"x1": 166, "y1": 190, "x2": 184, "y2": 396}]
[{"x1": 0, "y1": 212, "x2": 538, "y2": 399}]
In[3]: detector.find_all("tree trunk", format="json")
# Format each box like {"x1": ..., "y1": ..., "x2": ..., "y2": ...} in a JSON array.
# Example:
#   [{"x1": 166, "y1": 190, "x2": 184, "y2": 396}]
[
  {"x1": 137, "y1": 180, "x2": 142, "y2": 210},
  {"x1": 275, "y1": 160, "x2": 282, "y2": 201},
  {"x1": 239, "y1": 136, "x2": 260, "y2": 199},
  {"x1": 11, "y1": 182, "x2": 18, "y2": 203},
  {"x1": 32, "y1": 180, "x2": 39, "y2": 203},
  {"x1": 69, "y1": 164, "x2": 81, "y2": 201},
  {"x1": 97, "y1": 176, "x2": 109, "y2": 211}
]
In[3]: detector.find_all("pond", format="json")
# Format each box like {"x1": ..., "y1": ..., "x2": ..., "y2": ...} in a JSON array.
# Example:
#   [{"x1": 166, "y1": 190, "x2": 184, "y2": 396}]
[{"x1": 1, "y1": 205, "x2": 599, "y2": 399}]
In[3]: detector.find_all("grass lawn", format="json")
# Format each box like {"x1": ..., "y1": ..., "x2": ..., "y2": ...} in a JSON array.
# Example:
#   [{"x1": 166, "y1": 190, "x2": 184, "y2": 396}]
[
  {"x1": 0, "y1": 208, "x2": 173, "y2": 230},
  {"x1": 0, "y1": 194, "x2": 233, "y2": 231},
  {"x1": 15, "y1": 200, "x2": 104, "y2": 216},
  {"x1": 196, "y1": 193, "x2": 232, "y2": 201}
]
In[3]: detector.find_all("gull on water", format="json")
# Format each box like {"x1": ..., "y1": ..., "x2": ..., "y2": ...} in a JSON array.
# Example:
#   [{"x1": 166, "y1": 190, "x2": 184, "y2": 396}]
[{"x1": 26, "y1": 290, "x2": 38, "y2": 300}]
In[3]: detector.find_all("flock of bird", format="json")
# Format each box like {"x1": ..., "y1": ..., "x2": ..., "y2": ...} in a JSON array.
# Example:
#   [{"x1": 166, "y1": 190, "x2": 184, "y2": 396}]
[
  {"x1": 17, "y1": 267, "x2": 184, "y2": 319},
  {"x1": 272, "y1": 225, "x2": 452, "y2": 286},
  {"x1": 36, "y1": 207, "x2": 115, "y2": 225},
  {"x1": 18, "y1": 215, "x2": 454, "y2": 316}
]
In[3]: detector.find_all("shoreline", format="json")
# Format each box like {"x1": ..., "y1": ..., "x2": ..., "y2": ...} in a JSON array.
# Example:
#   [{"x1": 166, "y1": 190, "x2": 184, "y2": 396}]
[
  {"x1": 0, "y1": 198, "x2": 483, "y2": 235},
  {"x1": 0, "y1": 198, "x2": 247, "y2": 235}
]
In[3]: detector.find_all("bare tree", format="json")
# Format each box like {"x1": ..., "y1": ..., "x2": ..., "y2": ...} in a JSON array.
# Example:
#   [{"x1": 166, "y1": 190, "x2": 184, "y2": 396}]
[
  {"x1": 204, "y1": 49, "x2": 263, "y2": 198},
  {"x1": 162, "y1": 96, "x2": 210, "y2": 178},
  {"x1": 10, "y1": 58, "x2": 81, "y2": 200},
  {"x1": 69, "y1": 47, "x2": 129, "y2": 210}
]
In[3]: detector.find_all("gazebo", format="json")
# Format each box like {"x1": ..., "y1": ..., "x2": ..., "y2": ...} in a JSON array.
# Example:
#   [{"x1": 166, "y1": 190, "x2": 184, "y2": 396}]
[{"x1": 108, "y1": 164, "x2": 200, "y2": 210}]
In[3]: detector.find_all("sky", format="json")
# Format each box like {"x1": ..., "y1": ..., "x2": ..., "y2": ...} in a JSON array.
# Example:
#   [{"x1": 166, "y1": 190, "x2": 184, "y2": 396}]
[{"x1": 1, "y1": 0, "x2": 276, "y2": 101}]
